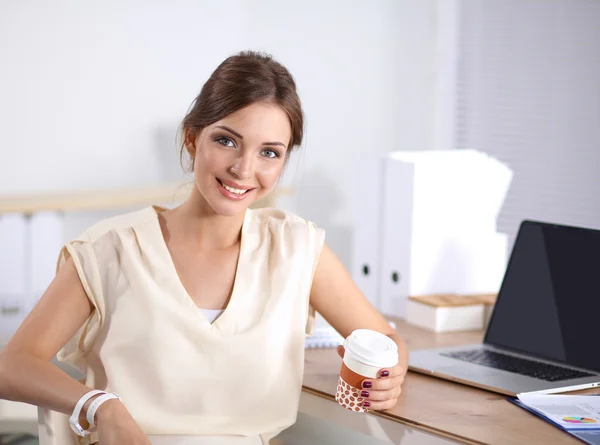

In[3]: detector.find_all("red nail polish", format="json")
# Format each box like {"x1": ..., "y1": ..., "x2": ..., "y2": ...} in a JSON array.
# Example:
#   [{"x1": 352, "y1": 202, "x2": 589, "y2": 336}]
[
  {"x1": 361, "y1": 390, "x2": 369, "y2": 397},
  {"x1": 362, "y1": 381, "x2": 372, "y2": 389},
  {"x1": 362, "y1": 401, "x2": 371, "y2": 408},
  {"x1": 381, "y1": 370, "x2": 390, "y2": 377}
]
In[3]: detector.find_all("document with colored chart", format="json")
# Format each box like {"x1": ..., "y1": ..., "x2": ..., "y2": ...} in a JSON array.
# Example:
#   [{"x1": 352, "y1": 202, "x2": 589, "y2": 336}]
[{"x1": 511, "y1": 394, "x2": 600, "y2": 445}]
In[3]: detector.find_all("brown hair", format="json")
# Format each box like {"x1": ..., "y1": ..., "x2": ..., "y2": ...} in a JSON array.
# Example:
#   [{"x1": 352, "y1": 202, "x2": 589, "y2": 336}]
[{"x1": 180, "y1": 50, "x2": 304, "y2": 172}]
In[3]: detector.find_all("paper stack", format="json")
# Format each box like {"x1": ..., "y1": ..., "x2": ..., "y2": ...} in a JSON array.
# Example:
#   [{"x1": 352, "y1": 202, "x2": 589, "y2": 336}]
[{"x1": 511, "y1": 393, "x2": 600, "y2": 445}]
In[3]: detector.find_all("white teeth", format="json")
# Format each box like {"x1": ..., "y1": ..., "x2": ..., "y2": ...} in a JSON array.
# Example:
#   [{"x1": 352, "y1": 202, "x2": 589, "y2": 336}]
[{"x1": 222, "y1": 183, "x2": 248, "y2": 195}]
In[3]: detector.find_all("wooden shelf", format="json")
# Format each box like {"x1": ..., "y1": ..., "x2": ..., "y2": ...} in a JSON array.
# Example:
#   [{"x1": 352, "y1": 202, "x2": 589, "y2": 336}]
[{"x1": 0, "y1": 183, "x2": 293, "y2": 215}]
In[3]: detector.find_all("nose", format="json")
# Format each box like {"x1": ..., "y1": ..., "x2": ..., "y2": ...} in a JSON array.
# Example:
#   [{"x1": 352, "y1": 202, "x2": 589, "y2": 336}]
[{"x1": 229, "y1": 153, "x2": 254, "y2": 180}]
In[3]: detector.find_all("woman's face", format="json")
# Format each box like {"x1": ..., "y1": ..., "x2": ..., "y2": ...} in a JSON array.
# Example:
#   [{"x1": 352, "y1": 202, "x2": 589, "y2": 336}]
[{"x1": 188, "y1": 102, "x2": 292, "y2": 217}]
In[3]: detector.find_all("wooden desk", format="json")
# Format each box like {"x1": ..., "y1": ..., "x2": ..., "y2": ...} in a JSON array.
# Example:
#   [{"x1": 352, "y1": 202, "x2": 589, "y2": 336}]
[{"x1": 302, "y1": 320, "x2": 600, "y2": 445}]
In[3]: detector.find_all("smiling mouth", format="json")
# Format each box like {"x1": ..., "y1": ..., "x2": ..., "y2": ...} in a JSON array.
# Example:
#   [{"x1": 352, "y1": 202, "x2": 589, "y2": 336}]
[{"x1": 216, "y1": 178, "x2": 254, "y2": 195}]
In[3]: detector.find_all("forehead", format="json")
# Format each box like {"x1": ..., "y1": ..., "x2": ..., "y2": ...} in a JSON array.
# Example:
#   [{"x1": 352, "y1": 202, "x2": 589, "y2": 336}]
[{"x1": 214, "y1": 102, "x2": 291, "y2": 143}]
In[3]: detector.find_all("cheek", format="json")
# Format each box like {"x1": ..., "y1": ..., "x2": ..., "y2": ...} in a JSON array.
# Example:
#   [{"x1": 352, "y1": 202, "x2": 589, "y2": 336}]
[
  {"x1": 194, "y1": 148, "x2": 222, "y2": 177},
  {"x1": 257, "y1": 162, "x2": 285, "y2": 186}
]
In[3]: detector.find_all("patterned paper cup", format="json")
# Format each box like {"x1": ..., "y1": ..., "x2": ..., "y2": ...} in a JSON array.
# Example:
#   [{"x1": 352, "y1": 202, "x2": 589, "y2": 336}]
[{"x1": 336, "y1": 329, "x2": 398, "y2": 412}]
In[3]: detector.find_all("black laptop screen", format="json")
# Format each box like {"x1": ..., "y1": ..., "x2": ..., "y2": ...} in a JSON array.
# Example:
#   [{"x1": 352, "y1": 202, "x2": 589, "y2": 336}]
[{"x1": 484, "y1": 220, "x2": 600, "y2": 373}]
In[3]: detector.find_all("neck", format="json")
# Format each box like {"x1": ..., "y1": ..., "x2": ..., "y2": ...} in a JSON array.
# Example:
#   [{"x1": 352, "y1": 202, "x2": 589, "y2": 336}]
[{"x1": 169, "y1": 187, "x2": 246, "y2": 251}]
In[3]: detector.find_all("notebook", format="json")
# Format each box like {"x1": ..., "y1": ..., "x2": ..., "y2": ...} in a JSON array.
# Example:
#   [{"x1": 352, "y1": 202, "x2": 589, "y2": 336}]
[
  {"x1": 305, "y1": 320, "x2": 397, "y2": 349},
  {"x1": 305, "y1": 326, "x2": 345, "y2": 349}
]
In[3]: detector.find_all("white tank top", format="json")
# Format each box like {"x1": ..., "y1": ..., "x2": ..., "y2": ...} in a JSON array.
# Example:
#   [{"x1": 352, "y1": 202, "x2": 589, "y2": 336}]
[{"x1": 200, "y1": 308, "x2": 224, "y2": 324}]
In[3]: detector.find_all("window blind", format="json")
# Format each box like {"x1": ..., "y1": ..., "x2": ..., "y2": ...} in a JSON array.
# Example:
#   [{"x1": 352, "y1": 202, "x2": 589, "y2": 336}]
[{"x1": 454, "y1": 0, "x2": 600, "y2": 250}]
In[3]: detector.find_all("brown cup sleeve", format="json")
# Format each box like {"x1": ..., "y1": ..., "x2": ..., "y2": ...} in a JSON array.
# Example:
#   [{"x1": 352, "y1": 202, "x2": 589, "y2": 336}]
[{"x1": 340, "y1": 361, "x2": 370, "y2": 388}]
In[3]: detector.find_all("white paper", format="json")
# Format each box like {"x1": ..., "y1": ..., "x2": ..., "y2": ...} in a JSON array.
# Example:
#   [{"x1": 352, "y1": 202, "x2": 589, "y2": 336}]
[{"x1": 517, "y1": 394, "x2": 600, "y2": 430}]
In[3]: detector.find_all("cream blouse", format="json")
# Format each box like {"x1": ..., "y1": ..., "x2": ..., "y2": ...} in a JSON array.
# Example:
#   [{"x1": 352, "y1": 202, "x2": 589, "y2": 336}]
[{"x1": 38, "y1": 206, "x2": 325, "y2": 445}]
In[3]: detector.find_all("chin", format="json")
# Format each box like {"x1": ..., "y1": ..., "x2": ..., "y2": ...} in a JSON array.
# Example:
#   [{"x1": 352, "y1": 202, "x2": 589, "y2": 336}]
[{"x1": 208, "y1": 195, "x2": 258, "y2": 217}]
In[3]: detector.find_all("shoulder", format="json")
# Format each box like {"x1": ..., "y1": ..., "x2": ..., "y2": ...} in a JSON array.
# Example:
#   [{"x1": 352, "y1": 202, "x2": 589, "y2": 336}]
[
  {"x1": 75, "y1": 206, "x2": 159, "y2": 243},
  {"x1": 248, "y1": 207, "x2": 326, "y2": 254},
  {"x1": 59, "y1": 206, "x2": 160, "y2": 274},
  {"x1": 249, "y1": 207, "x2": 320, "y2": 232}
]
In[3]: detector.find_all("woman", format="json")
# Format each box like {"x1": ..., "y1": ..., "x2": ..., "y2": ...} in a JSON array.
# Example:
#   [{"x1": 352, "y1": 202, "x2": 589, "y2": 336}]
[{"x1": 0, "y1": 51, "x2": 407, "y2": 445}]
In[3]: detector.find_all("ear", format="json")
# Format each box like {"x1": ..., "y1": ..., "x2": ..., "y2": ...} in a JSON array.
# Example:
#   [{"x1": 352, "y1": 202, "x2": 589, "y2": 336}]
[{"x1": 183, "y1": 127, "x2": 197, "y2": 157}]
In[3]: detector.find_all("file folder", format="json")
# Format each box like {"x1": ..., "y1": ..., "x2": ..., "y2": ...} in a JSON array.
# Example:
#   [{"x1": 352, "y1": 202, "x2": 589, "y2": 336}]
[
  {"x1": 351, "y1": 156, "x2": 385, "y2": 308},
  {"x1": 378, "y1": 156, "x2": 416, "y2": 318}
]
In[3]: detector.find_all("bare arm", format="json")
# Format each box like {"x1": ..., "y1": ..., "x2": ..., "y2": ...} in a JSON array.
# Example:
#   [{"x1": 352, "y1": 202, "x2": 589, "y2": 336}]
[
  {"x1": 309, "y1": 244, "x2": 408, "y2": 410},
  {"x1": 309, "y1": 244, "x2": 408, "y2": 365},
  {"x1": 0, "y1": 256, "x2": 114, "y2": 425}
]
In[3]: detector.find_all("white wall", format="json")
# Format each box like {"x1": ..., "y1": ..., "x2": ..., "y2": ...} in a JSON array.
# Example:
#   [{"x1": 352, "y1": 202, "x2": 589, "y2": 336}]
[{"x1": 0, "y1": 0, "x2": 440, "y2": 266}]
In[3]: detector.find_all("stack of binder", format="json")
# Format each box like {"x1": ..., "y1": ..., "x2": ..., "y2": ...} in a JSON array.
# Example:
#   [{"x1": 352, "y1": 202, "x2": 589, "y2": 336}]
[
  {"x1": 352, "y1": 150, "x2": 513, "y2": 319},
  {"x1": 0, "y1": 212, "x2": 63, "y2": 337}
]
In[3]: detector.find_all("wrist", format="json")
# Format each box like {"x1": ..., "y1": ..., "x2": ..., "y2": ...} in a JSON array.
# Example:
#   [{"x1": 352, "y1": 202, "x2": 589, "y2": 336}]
[
  {"x1": 70, "y1": 389, "x2": 106, "y2": 437},
  {"x1": 79, "y1": 394, "x2": 100, "y2": 427},
  {"x1": 93, "y1": 397, "x2": 124, "y2": 424}
]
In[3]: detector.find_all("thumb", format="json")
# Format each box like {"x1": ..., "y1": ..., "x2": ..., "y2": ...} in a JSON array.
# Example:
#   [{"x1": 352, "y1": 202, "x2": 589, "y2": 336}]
[{"x1": 337, "y1": 345, "x2": 345, "y2": 359}]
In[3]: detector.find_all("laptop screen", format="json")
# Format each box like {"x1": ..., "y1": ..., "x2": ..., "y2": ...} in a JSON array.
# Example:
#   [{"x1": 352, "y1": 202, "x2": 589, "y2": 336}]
[{"x1": 484, "y1": 220, "x2": 600, "y2": 373}]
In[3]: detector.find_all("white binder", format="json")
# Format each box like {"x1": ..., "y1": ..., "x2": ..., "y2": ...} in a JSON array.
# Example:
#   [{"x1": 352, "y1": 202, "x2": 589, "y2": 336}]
[
  {"x1": 351, "y1": 156, "x2": 385, "y2": 308},
  {"x1": 378, "y1": 153, "x2": 445, "y2": 318},
  {"x1": 29, "y1": 212, "x2": 64, "y2": 309},
  {"x1": 376, "y1": 150, "x2": 512, "y2": 319},
  {"x1": 0, "y1": 213, "x2": 28, "y2": 335},
  {"x1": 0, "y1": 213, "x2": 27, "y2": 296},
  {"x1": 378, "y1": 157, "x2": 415, "y2": 318}
]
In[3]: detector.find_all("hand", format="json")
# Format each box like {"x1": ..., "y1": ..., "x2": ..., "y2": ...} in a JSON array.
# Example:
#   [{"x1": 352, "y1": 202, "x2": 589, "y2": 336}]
[
  {"x1": 337, "y1": 345, "x2": 406, "y2": 411},
  {"x1": 95, "y1": 399, "x2": 151, "y2": 445}
]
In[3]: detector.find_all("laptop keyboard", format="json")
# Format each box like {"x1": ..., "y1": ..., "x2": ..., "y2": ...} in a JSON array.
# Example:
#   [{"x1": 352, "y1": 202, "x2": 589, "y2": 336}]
[{"x1": 442, "y1": 349, "x2": 596, "y2": 382}]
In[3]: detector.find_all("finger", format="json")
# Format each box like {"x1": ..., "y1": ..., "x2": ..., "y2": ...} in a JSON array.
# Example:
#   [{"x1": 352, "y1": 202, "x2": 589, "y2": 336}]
[
  {"x1": 361, "y1": 398, "x2": 398, "y2": 411},
  {"x1": 360, "y1": 386, "x2": 401, "y2": 402},
  {"x1": 378, "y1": 364, "x2": 406, "y2": 378},
  {"x1": 361, "y1": 375, "x2": 403, "y2": 391},
  {"x1": 336, "y1": 345, "x2": 345, "y2": 359},
  {"x1": 382, "y1": 372, "x2": 405, "y2": 388}
]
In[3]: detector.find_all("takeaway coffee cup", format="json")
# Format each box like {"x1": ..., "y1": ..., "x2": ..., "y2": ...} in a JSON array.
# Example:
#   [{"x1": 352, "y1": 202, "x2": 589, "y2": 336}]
[{"x1": 335, "y1": 329, "x2": 398, "y2": 412}]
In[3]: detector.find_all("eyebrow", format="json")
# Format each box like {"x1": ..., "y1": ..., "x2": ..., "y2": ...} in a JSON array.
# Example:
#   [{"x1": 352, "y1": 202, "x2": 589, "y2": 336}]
[{"x1": 215, "y1": 125, "x2": 287, "y2": 148}]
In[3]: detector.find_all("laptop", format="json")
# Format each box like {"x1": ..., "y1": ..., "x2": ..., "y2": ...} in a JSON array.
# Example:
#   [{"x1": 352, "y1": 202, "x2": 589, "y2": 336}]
[{"x1": 408, "y1": 219, "x2": 600, "y2": 396}]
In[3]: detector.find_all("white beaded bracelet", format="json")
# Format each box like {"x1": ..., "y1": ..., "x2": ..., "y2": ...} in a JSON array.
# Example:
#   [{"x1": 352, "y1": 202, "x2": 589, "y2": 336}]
[
  {"x1": 86, "y1": 392, "x2": 121, "y2": 430},
  {"x1": 69, "y1": 390, "x2": 106, "y2": 437}
]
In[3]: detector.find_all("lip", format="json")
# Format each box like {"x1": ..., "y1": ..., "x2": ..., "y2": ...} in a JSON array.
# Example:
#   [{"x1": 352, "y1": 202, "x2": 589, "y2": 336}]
[
  {"x1": 216, "y1": 178, "x2": 255, "y2": 201},
  {"x1": 218, "y1": 178, "x2": 255, "y2": 191}
]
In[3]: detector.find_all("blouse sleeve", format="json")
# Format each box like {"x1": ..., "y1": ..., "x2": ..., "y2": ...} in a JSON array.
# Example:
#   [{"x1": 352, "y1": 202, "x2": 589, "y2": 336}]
[{"x1": 54, "y1": 235, "x2": 106, "y2": 372}]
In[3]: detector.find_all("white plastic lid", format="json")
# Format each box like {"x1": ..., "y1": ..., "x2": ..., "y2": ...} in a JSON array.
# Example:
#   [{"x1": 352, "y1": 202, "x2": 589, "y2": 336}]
[{"x1": 343, "y1": 329, "x2": 398, "y2": 368}]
